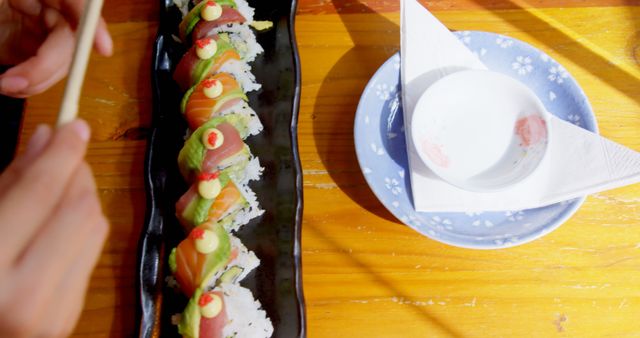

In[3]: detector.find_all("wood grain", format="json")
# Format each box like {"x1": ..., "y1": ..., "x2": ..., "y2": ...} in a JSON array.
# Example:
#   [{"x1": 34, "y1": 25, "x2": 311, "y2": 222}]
[
  {"x1": 15, "y1": 1, "x2": 640, "y2": 337},
  {"x1": 297, "y1": 0, "x2": 640, "y2": 14},
  {"x1": 297, "y1": 5, "x2": 640, "y2": 338}
]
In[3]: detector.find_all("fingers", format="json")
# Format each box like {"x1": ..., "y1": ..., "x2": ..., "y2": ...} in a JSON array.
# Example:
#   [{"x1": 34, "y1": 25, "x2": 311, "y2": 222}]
[
  {"x1": 0, "y1": 0, "x2": 113, "y2": 97},
  {"x1": 44, "y1": 0, "x2": 113, "y2": 55},
  {"x1": 0, "y1": 120, "x2": 90, "y2": 267},
  {"x1": 7, "y1": 0, "x2": 43, "y2": 16},
  {"x1": 0, "y1": 19, "x2": 74, "y2": 97},
  {"x1": 17, "y1": 162, "x2": 101, "y2": 282},
  {"x1": 0, "y1": 163, "x2": 107, "y2": 338},
  {"x1": 95, "y1": 17, "x2": 113, "y2": 56},
  {"x1": 0, "y1": 124, "x2": 52, "y2": 198},
  {"x1": 49, "y1": 216, "x2": 108, "y2": 337}
]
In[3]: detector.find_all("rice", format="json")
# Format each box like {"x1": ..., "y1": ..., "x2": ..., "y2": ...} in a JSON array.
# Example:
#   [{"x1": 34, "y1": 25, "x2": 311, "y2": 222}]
[
  {"x1": 212, "y1": 24, "x2": 264, "y2": 62},
  {"x1": 173, "y1": 0, "x2": 189, "y2": 17},
  {"x1": 165, "y1": 275, "x2": 180, "y2": 290},
  {"x1": 218, "y1": 100, "x2": 263, "y2": 136},
  {"x1": 225, "y1": 152, "x2": 263, "y2": 185},
  {"x1": 219, "y1": 283, "x2": 273, "y2": 338},
  {"x1": 243, "y1": 157, "x2": 264, "y2": 183},
  {"x1": 225, "y1": 182, "x2": 264, "y2": 233},
  {"x1": 226, "y1": 236, "x2": 260, "y2": 281},
  {"x1": 201, "y1": 235, "x2": 260, "y2": 290},
  {"x1": 218, "y1": 59, "x2": 262, "y2": 92},
  {"x1": 234, "y1": 0, "x2": 255, "y2": 23}
]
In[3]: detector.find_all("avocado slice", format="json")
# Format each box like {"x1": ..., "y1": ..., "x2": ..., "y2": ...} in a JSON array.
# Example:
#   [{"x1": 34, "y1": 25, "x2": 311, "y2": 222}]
[
  {"x1": 191, "y1": 37, "x2": 236, "y2": 86},
  {"x1": 169, "y1": 248, "x2": 177, "y2": 274},
  {"x1": 178, "y1": 288, "x2": 203, "y2": 338},
  {"x1": 178, "y1": 1, "x2": 207, "y2": 42},
  {"x1": 180, "y1": 85, "x2": 196, "y2": 114},
  {"x1": 180, "y1": 172, "x2": 232, "y2": 227},
  {"x1": 178, "y1": 0, "x2": 240, "y2": 42},
  {"x1": 200, "y1": 223, "x2": 232, "y2": 287},
  {"x1": 178, "y1": 114, "x2": 254, "y2": 181},
  {"x1": 218, "y1": 266, "x2": 244, "y2": 285}
]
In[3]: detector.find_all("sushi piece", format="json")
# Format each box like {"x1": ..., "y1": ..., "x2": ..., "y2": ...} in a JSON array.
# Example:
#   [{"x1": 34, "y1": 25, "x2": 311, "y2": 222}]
[
  {"x1": 169, "y1": 223, "x2": 232, "y2": 297},
  {"x1": 216, "y1": 58, "x2": 261, "y2": 92},
  {"x1": 216, "y1": 235, "x2": 260, "y2": 284},
  {"x1": 178, "y1": 115, "x2": 262, "y2": 183},
  {"x1": 178, "y1": 0, "x2": 252, "y2": 42},
  {"x1": 192, "y1": 21, "x2": 263, "y2": 63},
  {"x1": 178, "y1": 284, "x2": 273, "y2": 338},
  {"x1": 175, "y1": 173, "x2": 242, "y2": 229},
  {"x1": 175, "y1": 176, "x2": 263, "y2": 232},
  {"x1": 174, "y1": 35, "x2": 260, "y2": 92},
  {"x1": 181, "y1": 72, "x2": 261, "y2": 131},
  {"x1": 169, "y1": 226, "x2": 259, "y2": 297}
]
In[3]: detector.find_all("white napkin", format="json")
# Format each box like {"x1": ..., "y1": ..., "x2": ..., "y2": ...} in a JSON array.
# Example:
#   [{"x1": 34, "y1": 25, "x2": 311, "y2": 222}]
[{"x1": 401, "y1": 0, "x2": 640, "y2": 212}]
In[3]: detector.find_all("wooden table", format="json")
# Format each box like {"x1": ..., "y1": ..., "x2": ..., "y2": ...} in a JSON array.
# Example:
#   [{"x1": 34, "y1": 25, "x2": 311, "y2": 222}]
[{"x1": 18, "y1": 0, "x2": 640, "y2": 336}]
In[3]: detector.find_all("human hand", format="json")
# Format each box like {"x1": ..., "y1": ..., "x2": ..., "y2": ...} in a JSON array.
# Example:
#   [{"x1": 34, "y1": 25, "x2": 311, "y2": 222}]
[
  {"x1": 0, "y1": 120, "x2": 109, "y2": 337},
  {"x1": 0, "y1": 0, "x2": 113, "y2": 97}
]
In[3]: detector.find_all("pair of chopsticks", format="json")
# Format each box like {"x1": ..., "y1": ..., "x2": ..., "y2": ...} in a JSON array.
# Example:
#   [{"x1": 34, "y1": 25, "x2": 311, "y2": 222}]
[{"x1": 56, "y1": 0, "x2": 105, "y2": 126}]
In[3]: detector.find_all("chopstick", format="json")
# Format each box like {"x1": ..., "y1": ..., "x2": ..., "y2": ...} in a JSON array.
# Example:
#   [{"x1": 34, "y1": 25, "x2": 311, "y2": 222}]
[{"x1": 56, "y1": 0, "x2": 105, "y2": 126}]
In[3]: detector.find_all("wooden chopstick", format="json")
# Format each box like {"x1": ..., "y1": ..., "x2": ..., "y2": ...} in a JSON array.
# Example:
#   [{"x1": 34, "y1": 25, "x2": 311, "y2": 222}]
[{"x1": 56, "y1": 0, "x2": 105, "y2": 126}]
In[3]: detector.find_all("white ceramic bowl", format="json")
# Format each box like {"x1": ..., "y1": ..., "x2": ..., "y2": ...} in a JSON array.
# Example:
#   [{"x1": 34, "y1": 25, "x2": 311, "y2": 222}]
[{"x1": 411, "y1": 70, "x2": 551, "y2": 192}]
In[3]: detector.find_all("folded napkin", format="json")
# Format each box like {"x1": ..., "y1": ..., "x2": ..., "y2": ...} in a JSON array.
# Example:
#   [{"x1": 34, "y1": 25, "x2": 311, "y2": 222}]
[{"x1": 401, "y1": 0, "x2": 640, "y2": 212}]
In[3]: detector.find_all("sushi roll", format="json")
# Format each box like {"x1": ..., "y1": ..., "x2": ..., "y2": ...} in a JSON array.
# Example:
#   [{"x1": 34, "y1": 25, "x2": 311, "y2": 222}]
[
  {"x1": 175, "y1": 176, "x2": 263, "y2": 232},
  {"x1": 181, "y1": 72, "x2": 261, "y2": 131},
  {"x1": 177, "y1": 0, "x2": 255, "y2": 40},
  {"x1": 178, "y1": 284, "x2": 274, "y2": 338},
  {"x1": 169, "y1": 225, "x2": 260, "y2": 297},
  {"x1": 218, "y1": 235, "x2": 260, "y2": 284},
  {"x1": 177, "y1": 0, "x2": 261, "y2": 63},
  {"x1": 177, "y1": 116, "x2": 262, "y2": 183},
  {"x1": 175, "y1": 174, "x2": 241, "y2": 229},
  {"x1": 192, "y1": 18, "x2": 263, "y2": 63},
  {"x1": 178, "y1": 118, "x2": 261, "y2": 183},
  {"x1": 169, "y1": 0, "x2": 273, "y2": 335},
  {"x1": 173, "y1": 35, "x2": 260, "y2": 92},
  {"x1": 169, "y1": 223, "x2": 232, "y2": 297},
  {"x1": 216, "y1": 58, "x2": 261, "y2": 92}
]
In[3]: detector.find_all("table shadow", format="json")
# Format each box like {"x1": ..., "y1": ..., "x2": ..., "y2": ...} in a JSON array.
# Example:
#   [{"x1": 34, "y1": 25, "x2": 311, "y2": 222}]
[
  {"x1": 310, "y1": 0, "x2": 401, "y2": 223},
  {"x1": 306, "y1": 219, "x2": 465, "y2": 337},
  {"x1": 626, "y1": 1, "x2": 640, "y2": 69},
  {"x1": 309, "y1": 1, "x2": 467, "y2": 335}
]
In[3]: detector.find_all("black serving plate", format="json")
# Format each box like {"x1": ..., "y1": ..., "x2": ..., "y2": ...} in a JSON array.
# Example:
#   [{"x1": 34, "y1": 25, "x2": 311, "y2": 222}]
[{"x1": 136, "y1": 0, "x2": 305, "y2": 337}]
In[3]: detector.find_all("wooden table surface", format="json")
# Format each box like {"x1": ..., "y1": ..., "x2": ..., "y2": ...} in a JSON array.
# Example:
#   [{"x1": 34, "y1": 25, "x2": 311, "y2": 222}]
[{"x1": 18, "y1": 0, "x2": 640, "y2": 337}]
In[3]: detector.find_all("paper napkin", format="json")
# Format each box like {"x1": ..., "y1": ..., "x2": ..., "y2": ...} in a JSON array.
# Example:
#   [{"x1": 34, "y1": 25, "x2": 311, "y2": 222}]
[{"x1": 401, "y1": 0, "x2": 640, "y2": 212}]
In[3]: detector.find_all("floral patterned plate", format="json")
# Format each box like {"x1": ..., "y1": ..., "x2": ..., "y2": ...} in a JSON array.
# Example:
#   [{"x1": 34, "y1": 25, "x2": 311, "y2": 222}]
[{"x1": 354, "y1": 31, "x2": 597, "y2": 249}]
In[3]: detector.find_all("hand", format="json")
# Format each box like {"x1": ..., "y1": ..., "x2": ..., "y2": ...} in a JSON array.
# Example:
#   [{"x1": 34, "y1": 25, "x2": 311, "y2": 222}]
[
  {"x1": 0, "y1": 120, "x2": 109, "y2": 337},
  {"x1": 0, "y1": 0, "x2": 113, "y2": 97}
]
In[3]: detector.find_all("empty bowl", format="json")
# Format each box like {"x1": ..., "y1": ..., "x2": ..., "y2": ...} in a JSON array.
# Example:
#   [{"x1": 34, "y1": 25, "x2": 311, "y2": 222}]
[{"x1": 411, "y1": 70, "x2": 551, "y2": 192}]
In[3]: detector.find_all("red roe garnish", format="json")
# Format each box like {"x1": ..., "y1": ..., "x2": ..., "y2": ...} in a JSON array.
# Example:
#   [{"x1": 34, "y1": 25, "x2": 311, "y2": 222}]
[
  {"x1": 198, "y1": 171, "x2": 220, "y2": 181},
  {"x1": 195, "y1": 38, "x2": 212, "y2": 49},
  {"x1": 203, "y1": 79, "x2": 217, "y2": 88},
  {"x1": 191, "y1": 228, "x2": 205, "y2": 240},
  {"x1": 198, "y1": 293, "x2": 213, "y2": 306},
  {"x1": 205, "y1": 1, "x2": 218, "y2": 6},
  {"x1": 207, "y1": 131, "x2": 218, "y2": 146}
]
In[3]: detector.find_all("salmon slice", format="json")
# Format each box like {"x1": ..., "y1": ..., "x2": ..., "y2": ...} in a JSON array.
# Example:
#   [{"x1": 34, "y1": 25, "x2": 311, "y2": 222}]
[
  {"x1": 185, "y1": 73, "x2": 244, "y2": 130},
  {"x1": 207, "y1": 181, "x2": 243, "y2": 222}
]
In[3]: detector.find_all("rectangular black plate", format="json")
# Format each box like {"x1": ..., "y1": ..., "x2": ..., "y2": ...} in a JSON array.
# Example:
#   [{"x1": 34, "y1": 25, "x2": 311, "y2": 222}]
[{"x1": 136, "y1": 0, "x2": 306, "y2": 337}]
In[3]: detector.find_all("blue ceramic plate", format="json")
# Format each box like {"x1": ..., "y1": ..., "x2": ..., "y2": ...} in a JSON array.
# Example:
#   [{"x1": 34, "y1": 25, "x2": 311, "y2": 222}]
[{"x1": 354, "y1": 31, "x2": 597, "y2": 249}]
